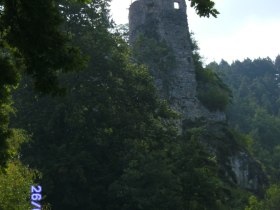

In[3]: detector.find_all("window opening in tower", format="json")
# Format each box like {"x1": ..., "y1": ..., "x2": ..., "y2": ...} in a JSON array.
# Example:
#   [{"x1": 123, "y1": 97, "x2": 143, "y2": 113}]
[{"x1": 174, "y1": 2, "x2": 180, "y2": 9}]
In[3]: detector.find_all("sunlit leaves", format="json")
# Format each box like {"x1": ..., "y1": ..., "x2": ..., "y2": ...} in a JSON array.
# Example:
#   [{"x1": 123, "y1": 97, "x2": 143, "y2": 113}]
[
  {"x1": 0, "y1": 129, "x2": 40, "y2": 210},
  {"x1": 246, "y1": 185, "x2": 280, "y2": 210}
]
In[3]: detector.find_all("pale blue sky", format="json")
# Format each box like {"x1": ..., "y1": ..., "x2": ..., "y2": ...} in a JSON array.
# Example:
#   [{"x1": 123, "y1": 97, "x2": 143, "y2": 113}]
[{"x1": 110, "y1": 0, "x2": 280, "y2": 64}]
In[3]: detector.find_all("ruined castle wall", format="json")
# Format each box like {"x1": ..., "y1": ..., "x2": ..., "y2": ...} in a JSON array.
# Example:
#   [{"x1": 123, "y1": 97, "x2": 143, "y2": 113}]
[
  {"x1": 129, "y1": 0, "x2": 225, "y2": 122},
  {"x1": 129, "y1": 0, "x2": 267, "y2": 192}
]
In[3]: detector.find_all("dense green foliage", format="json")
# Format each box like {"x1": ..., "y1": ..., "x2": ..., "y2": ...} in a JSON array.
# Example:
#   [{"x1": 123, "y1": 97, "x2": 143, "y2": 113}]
[
  {"x1": 5, "y1": 1, "x2": 230, "y2": 209},
  {"x1": 0, "y1": 0, "x2": 87, "y2": 167},
  {"x1": 188, "y1": 0, "x2": 219, "y2": 18},
  {"x1": 0, "y1": 0, "x2": 219, "y2": 168},
  {"x1": 196, "y1": 67, "x2": 232, "y2": 111},
  {"x1": 183, "y1": 120, "x2": 269, "y2": 210},
  {"x1": 191, "y1": 36, "x2": 232, "y2": 112},
  {"x1": 3, "y1": 0, "x2": 280, "y2": 209},
  {"x1": 211, "y1": 56, "x2": 280, "y2": 207},
  {"x1": 0, "y1": 160, "x2": 37, "y2": 209},
  {"x1": 10, "y1": 2, "x2": 230, "y2": 208},
  {"x1": 245, "y1": 184, "x2": 280, "y2": 210},
  {"x1": 209, "y1": 58, "x2": 280, "y2": 167},
  {"x1": 0, "y1": 130, "x2": 39, "y2": 210}
]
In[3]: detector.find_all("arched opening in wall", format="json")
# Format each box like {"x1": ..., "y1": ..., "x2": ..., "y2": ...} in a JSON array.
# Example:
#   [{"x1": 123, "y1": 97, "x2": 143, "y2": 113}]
[{"x1": 174, "y1": 2, "x2": 180, "y2": 9}]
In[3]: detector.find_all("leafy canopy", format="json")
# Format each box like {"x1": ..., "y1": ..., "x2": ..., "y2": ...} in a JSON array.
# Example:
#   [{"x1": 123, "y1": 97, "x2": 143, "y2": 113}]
[{"x1": 189, "y1": 0, "x2": 219, "y2": 18}]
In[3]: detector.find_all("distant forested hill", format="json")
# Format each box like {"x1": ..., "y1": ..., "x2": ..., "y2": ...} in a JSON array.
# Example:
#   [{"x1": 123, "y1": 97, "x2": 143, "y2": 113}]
[
  {"x1": 208, "y1": 57, "x2": 280, "y2": 208},
  {"x1": 208, "y1": 57, "x2": 280, "y2": 150}
]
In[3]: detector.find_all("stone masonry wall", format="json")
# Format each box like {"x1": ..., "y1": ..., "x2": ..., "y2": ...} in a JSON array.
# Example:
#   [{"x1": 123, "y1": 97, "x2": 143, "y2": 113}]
[{"x1": 129, "y1": 0, "x2": 225, "y2": 124}]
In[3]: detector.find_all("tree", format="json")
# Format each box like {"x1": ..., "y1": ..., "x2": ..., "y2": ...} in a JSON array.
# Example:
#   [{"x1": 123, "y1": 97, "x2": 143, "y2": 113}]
[
  {"x1": 1, "y1": 0, "x2": 224, "y2": 208},
  {"x1": 0, "y1": 129, "x2": 40, "y2": 210},
  {"x1": 188, "y1": 0, "x2": 219, "y2": 18},
  {"x1": 9, "y1": 1, "x2": 228, "y2": 208},
  {"x1": 11, "y1": 2, "x2": 179, "y2": 208},
  {"x1": 0, "y1": 0, "x2": 89, "y2": 167},
  {"x1": 246, "y1": 185, "x2": 280, "y2": 210},
  {"x1": 214, "y1": 57, "x2": 280, "y2": 187},
  {"x1": 191, "y1": 34, "x2": 232, "y2": 112},
  {"x1": 0, "y1": 0, "x2": 220, "y2": 167}
]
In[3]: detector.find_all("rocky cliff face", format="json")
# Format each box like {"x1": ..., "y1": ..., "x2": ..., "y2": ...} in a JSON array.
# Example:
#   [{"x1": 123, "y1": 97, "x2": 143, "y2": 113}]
[
  {"x1": 186, "y1": 122, "x2": 268, "y2": 192},
  {"x1": 129, "y1": 0, "x2": 267, "y2": 192}
]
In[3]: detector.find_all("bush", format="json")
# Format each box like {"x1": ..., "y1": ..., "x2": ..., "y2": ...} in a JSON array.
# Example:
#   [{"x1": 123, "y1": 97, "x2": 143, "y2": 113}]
[{"x1": 196, "y1": 68, "x2": 232, "y2": 111}]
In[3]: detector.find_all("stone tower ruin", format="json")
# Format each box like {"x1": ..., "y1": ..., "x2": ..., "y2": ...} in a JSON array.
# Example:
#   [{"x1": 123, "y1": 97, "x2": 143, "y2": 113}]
[
  {"x1": 129, "y1": 0, "x2": 225, "y2": 126},
  {"x1": 129, "y1": 0, "x2": 268, "y2": 191}
]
